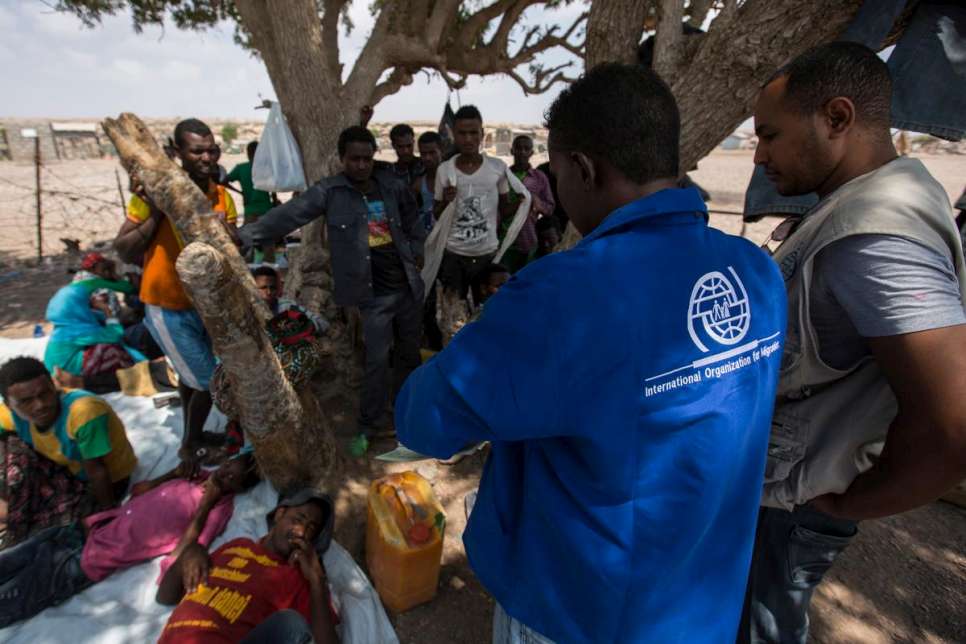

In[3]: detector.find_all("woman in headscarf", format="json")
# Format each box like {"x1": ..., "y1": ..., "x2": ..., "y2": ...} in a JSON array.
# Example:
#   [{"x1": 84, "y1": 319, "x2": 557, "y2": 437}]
[{"x1": 43, "y1": 253, "x2": 145, "y2": 393}]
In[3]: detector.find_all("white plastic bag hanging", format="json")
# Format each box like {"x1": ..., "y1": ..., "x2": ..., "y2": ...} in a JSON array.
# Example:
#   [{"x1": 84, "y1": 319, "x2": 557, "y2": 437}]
[{"x1": 252, "y1": 102, "x2": 307, "y2": 192}]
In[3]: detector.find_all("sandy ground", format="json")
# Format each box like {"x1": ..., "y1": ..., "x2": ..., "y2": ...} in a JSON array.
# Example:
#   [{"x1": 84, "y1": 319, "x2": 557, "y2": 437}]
[{"x1": 0, "y1": 150, "x2": 964, "y2": 643}]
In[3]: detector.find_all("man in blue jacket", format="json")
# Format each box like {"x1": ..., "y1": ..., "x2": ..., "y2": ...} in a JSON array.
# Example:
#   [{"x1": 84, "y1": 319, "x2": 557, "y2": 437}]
[{"x1": 396, "y1": 64, "x2": 787, "y2": 643}]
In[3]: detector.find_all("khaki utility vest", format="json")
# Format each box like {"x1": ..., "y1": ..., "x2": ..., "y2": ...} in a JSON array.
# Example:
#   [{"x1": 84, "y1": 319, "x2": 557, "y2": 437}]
[{"x1": 762, "y1": 156, "x2": 966, "y2": 510}]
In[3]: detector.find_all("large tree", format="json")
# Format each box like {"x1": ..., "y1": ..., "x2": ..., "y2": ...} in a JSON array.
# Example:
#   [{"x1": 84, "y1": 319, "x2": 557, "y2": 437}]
[{"x1": 59, "y1": 0, "x2": 899, "y2": 487}]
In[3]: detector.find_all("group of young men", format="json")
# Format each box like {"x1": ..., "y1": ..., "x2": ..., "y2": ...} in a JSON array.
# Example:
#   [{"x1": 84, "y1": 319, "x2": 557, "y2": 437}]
[
  {"x1": 239, "y1": 105, "x2": 562, "y2": 450},
  {"x1": 1, "y1": 35, "x2": 963, "y2": 644},
  {"x1": 0, "y1": 117, "x2": 341, "y2": 641},
  {"x1": 0, "y1": 354, "x2": 338, "y2": 642}
]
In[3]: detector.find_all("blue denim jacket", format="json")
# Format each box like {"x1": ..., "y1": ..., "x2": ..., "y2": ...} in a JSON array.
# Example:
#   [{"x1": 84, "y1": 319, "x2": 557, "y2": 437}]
[
  {"x1": 398, "y1": 188, "x2": 787, "y2": 643},
  {"x1": 239, "y1": 169, "x2": 426, "y2": 306}
]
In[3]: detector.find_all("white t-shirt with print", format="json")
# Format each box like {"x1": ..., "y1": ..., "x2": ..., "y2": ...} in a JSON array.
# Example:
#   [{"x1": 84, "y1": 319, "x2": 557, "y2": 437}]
[{"x1": 435, "y1": 155, "x2": 510, "y2": 256}]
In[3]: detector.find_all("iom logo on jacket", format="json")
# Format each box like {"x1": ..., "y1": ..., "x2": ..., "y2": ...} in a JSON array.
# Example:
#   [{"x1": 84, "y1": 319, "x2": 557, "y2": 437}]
[
  {"x1": 644, "y1": 266, "x2": 780, "y2": 398},
  {"x1": 687, "y1": 268, "x2": 751, "y2": 352}
]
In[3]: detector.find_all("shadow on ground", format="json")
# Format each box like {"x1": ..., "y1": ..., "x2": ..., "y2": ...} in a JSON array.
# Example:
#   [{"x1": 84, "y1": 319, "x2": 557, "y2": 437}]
[
  {"x1": 0, "y1": 251, "x2": 78, "y2": 338},
  {"x1": 811, "y1": 501, "x2": 966, "y2": 644}
]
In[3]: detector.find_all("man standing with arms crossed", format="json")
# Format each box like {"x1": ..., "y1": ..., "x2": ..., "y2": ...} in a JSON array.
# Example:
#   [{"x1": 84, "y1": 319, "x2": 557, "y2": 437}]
[{"x1": 740, "y1": 42, "x2": 966, "y2": 643}]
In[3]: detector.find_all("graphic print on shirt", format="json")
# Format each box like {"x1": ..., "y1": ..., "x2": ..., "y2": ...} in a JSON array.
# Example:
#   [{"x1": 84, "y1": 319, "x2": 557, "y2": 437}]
[
  {"x1": 644, "y1": 266, "x2": 780, "y2": 398},
  {"x1": 367, "y1": 199, "x2": 391, "y2": 247},
  {"x1": 453, "y1": 194, "x2": 489, "y2": 244}
]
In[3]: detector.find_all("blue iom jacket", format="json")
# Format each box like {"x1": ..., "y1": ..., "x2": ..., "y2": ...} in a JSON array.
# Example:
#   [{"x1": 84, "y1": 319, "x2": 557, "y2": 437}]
[{"x1": 397, "y1": 188, "x2": 786, "y2": 643}]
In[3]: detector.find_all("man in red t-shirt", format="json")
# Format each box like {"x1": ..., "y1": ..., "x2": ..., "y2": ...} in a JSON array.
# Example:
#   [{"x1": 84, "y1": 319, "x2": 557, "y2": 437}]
[{"x1": 156, "y1": 489, "x2": 338, "y2": 644}]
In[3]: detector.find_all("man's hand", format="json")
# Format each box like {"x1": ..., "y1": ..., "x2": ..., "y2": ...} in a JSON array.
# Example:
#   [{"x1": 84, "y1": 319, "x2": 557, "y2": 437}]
[
  {"x1": 200, "y1": 477, "x2": 224, "y2": 507},
  {"x1": 177, "y1": 446, "x2": 204, "y2": 479},
  {"x1": 90, "y1": 296, "x2": 113, "y2": 317},
  {"x1": 175, "y1": 458, "x2": 200, "y2": 481},
  {"x1": 808, "y1": 494, "x2": 845, "y2": 518},
  {"x1": 290, "y1": 538, "x2": 326, "y2": 589},
  {"x1": 442, "y1": 186, "x2": 458, "y2": 203},
  {"x1": 180, "y1": 543, "x2": 210, "y2": 594}
]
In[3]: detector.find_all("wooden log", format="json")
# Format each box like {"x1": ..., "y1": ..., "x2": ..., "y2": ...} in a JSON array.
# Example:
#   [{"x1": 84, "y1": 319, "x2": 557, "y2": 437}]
[
  {"x1": 177, "y1": 242, "x2": 338, "y2": 488},
  {"x1": 100, "y1": 112, "x2": 269, "y2": 323}
]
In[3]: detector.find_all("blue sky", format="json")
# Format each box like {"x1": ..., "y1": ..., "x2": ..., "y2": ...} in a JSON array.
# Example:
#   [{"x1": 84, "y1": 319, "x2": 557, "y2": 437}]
[{"x1": 1, "y1": 1, "x2": 584, "y2": 124}]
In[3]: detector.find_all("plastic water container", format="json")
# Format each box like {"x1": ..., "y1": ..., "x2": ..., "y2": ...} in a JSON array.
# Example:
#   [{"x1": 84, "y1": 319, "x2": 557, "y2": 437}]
[{"x1": 366, "y1": 471, "x2": 445, "y2": 613}]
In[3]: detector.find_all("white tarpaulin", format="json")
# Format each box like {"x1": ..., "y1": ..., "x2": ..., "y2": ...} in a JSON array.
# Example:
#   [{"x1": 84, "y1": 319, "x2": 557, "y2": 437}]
[{"x1": 0, "y1": 337, "x2": 397, "y2": 644}]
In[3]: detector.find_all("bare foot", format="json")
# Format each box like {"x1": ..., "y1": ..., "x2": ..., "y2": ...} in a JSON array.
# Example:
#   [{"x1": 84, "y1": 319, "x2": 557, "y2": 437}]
[{"x1": 53, "y1": 367, "x2": 84, "y2": 390}]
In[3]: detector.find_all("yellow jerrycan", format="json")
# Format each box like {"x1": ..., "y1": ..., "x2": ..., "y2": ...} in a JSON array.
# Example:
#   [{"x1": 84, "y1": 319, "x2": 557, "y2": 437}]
[{"x1": 366, "y1": 471, "x2": 446, "y2": 613}]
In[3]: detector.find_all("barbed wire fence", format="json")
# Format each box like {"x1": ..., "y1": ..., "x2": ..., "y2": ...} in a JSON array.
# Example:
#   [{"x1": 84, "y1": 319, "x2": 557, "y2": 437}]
[{"x1": 0, "y1": 159, "x2": 130, "y2": 269}]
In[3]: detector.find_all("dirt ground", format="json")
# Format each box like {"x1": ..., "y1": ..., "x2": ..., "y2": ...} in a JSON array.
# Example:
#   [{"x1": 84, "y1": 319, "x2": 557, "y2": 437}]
[{"x1": 0, "y1": 150, "x2": 964, "y2": 643}]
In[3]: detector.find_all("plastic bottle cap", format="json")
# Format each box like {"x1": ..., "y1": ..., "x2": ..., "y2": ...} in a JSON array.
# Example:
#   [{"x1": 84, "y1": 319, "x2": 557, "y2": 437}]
[{"x1": 407, "y1": 523, "x2": 431, "y2": 544}]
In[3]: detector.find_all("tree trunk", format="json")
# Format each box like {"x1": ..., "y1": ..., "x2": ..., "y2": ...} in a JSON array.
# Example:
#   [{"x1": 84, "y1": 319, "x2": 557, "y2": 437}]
[
  {"x1": 101, "y1": 112, "x2": 338, "y2": 490},
  {"x1": 585, "y1": 0, "x2": 650, "y2": 68},
  {"x1": 177, "y1": 243, "x2": 338, "y2": 489},
  {"x1": 236, "y1": 0, "x2": 365, "y2": 403},
  {"x1": 673, "y1": 0, "x2": 864, "y2": 172}
]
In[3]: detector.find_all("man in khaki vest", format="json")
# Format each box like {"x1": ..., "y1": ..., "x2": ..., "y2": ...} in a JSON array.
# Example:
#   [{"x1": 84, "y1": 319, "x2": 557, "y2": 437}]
[{"x1": 739, "y1": 42, "x2": 966, "y2": 643}]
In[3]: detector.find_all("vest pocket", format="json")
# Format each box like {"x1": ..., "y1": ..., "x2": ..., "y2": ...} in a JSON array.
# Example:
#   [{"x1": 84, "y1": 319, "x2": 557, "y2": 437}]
[{"x1": 764, "y1": 414, "x2": 807, "y2": 484}]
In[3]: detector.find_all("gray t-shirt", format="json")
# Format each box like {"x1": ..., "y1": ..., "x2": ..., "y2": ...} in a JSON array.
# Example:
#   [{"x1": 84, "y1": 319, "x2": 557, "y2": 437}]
[{"x1": 810, "y1": 233, "x2": 966, "y2": 369}]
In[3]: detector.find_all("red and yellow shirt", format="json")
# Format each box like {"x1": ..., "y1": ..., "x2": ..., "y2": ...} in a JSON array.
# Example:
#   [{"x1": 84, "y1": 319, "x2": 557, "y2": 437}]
[
  {"x1": 128, "y1": 183, "x2": 237, "y2": 311},
  {"x1": 158, "y1": 538, "x2": 313, "y2": 644}
]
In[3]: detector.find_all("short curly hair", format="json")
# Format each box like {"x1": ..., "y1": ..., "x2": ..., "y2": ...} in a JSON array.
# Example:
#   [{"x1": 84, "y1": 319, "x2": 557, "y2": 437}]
[
  {"x1": 772, "y1": 41, "x2": 892, "y2": 129},
  {"x1": 0, "y1": 357, "x2": 50, "y2": 400},
  {"x1": 544, "y1": 63, "x2": 679, "y2": 184},
  {"x1": 337, "y1": 126, "x2": 376, "y2": 157}
]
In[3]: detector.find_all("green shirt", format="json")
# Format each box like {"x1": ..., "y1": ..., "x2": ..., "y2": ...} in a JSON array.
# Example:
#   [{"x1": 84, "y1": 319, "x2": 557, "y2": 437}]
[{"x1": 226, "y1": 162, "x2": 273, "y2": 220}]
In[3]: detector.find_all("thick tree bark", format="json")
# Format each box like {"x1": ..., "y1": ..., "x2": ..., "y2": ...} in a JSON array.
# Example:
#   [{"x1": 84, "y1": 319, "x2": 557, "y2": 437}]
[
  {"x1": 177, "y1": 243, "x2": 338, "y2": 489},
  {"x1": 585, "y1": 0, "x2": 650, "y2": 68},
  {"x1": 101, "y1": 112, "x2": 338, "y2": 490},
  {"x1": 672, "y1": 0, "x2": 864, "y2": 171},
  {"x1": 101, "y1": 113, "x2": 269, "y2": 323},
  {"x1": 235, "y1": 0, "x2": 364, "y2": 403}
]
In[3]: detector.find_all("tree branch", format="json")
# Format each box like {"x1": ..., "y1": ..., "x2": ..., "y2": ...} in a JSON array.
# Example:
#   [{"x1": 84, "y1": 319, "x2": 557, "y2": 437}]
[
  {"x1": 585, "y1": 1, "x2": 647, "y2": 67},
  {"x1": 437, "y1": 68, "x2": 469, "y2": 90},
  {"x1": 516, "y1": 11, "x2": 587, "y2": 60},
  {"x1": 321, "y1": 0, "x2": 349, "y2": 80},
  {"x1": 653, "y1": 0, "x2": 685, "y2": 80},
  {"x1": 507, "y1": 62, "x2": 576, "y2": 95},
  {"x1": 370, "y1": 66, "x2": 416, "y2": 105}
]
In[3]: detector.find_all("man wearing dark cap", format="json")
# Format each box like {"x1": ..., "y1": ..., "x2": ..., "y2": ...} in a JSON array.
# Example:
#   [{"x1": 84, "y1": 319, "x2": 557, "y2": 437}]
[{"x1": 156, "y1": 489, "x2": 338, "y2": 644}]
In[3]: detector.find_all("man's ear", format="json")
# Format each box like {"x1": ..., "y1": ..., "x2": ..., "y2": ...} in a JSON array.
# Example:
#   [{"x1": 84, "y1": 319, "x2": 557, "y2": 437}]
[
  {"x1": 823, "y1": 96, "x2": 856, "y2": 139},
  {"x1": 572, "y1": 152, "x2": 596, "y2": 190}
]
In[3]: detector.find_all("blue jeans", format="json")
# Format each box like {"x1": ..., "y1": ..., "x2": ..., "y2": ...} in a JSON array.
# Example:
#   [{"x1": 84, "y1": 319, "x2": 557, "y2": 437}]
[
  {"x1": 358, "y1": 290, "x2": 423, "y2": 432},
  {"x1": 736, "y1": 505, "x2": 858, "y2": 644},
  {"x1": 492, "y1": 603, "x2": 556, "y2": 644},
  {"x1": 0, "y1": 522, "x2": 91, "y2": 628},
  {"x1": 866, "y1": 1, "x2": 966, "y2": 141},
  {"x1": 240, "y1": 609, "x2": 314, "y2": 644}
]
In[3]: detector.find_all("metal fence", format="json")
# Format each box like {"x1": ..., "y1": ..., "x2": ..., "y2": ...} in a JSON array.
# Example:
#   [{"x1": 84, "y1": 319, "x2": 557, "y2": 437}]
[{"x1": 0, "y1": 157, "x2": 131, "y2": 266}]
